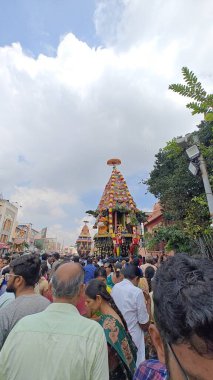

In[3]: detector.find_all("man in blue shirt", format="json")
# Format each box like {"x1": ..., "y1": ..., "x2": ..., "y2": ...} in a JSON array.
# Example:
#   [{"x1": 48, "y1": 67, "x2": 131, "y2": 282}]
[{"x1": 84, "y1": 257, "x2": 96, "y2": 284}]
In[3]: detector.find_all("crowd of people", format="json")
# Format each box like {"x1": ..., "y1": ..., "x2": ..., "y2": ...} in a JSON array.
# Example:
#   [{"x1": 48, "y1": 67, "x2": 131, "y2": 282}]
[{"x1": 0, "y1": 250, "x2": 212, "y2": 380}]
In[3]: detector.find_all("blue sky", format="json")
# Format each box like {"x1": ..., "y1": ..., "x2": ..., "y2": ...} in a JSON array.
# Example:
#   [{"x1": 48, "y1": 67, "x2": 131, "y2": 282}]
[
  {"x1": 0, "y1": 0, "x2": 212, "y2": 245},
  {"x1": 0, "y1": 0, "x2": 98, "y2": 56}
]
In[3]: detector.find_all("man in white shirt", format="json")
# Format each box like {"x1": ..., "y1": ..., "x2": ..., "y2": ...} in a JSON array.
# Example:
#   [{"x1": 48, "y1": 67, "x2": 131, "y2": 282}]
[{"x1": 111, "y1": 264, "x2": 151, "y2": 367}]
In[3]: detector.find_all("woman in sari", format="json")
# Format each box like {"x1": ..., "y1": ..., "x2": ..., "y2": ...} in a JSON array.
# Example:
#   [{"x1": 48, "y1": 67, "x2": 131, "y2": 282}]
[
  {"x1": 106, "y1": 262, "x2": 124, "y2": 290},
  {"x1": 85, "y1": 279, "x2": 137, "y2": 380}
]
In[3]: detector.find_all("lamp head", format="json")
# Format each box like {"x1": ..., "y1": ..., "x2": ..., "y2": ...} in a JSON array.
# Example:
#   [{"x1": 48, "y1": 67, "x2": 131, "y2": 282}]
[{"x1": 186, "y1": 145, "x2": 200, "y2": 160}]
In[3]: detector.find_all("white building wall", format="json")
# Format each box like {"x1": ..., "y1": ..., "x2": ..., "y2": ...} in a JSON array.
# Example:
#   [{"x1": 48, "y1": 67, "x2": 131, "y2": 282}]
[{"x1": 0, "y1": 200, "x2": 18, "y2": 243}]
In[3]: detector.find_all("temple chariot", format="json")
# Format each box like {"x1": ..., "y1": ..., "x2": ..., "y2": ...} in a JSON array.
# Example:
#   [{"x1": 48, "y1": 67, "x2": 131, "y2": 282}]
[
  {"x1": 88, "y1": 159, "x2": 145, "y2": 258},
  {"x1": 76, "y1": 221, "x2": 92, "y2": 257}
]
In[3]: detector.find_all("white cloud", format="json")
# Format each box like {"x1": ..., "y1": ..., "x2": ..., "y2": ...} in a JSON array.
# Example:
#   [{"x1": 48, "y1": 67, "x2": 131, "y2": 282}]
[
  {"x1": 11, "y1": 186, "x2": 78, "y2": 227},
  {"x1": 47, "y1": 214, "x2": 95, "y2": 248},
  {"x1": 0, "y1": 0, "x2": 212, "y2": 244}
]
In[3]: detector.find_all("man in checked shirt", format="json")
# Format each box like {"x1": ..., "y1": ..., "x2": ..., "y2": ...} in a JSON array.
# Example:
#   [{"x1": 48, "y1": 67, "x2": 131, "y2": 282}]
[{"x1": 134, "y1": 254, "x2": 213, "y2": 380}]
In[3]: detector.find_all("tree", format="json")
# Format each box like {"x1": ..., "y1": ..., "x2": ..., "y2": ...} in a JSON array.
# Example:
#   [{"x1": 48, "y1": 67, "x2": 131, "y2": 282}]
[
  {"x1": 145, "y1": 68, "x2": 213, "y2": 253},
  {"x1": 86, "y1": 210, "x2": 99, "y2": 218},
  {"x1": 147, "y1": 139, "x2": 203, "y2": 220},
  {"x1": 34, "y1": 240, "x2": 44, "y2": 250},
  {"x1": 169, "y1": 67, "x2": 213, "y2": 120},
  {"x1": 146, "y1": 225, "x2": 191, "y2": 253},
  {"x1": 146, "y1": 120, "x2": 212, "y2": 238}
]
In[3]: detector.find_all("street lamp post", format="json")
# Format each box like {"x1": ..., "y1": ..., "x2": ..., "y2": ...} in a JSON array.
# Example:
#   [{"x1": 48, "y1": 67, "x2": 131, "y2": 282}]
[
  {"x1": 198, "y1": 154, "x2": 213, "y2": 226},
  {"x1": 176, "y1": 134, "x2": 213, "y2": 227}
]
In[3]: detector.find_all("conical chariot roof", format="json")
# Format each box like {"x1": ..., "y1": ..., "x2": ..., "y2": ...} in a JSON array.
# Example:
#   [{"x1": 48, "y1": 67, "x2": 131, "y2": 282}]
[
  {"x1": 98, "y1": 160, "x2": 137, "y2": 212},
  {"x1": 76, "y1": 222, "x2": 92, "y2": 243}
]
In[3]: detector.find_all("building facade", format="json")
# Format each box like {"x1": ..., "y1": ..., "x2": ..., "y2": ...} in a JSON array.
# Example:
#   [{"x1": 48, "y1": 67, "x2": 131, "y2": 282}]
[
  {"x1": 144, "y1": 203, "x2": 164, "y2": 233},
  {"x1": 0, "y1": 199, "x2": 18, "y2": 245}
]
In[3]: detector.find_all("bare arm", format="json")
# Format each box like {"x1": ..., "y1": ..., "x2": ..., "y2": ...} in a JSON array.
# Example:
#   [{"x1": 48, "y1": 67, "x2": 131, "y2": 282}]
[{"x1": 138, "y1": 291, "x2": 151, "y2": 332}]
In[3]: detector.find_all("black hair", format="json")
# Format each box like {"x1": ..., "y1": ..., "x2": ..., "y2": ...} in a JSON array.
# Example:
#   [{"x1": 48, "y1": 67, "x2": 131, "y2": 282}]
[
  {"x1": 1, "y1": 266, "x2": 10, "y2": 275},
  {"x1": 10, "y1": 254, "x2": 41, "y2": 286},
  {"x1": 114, "y1": 262, "x2": 122, "y2": 278},
  {"x1": 145, "y1": 266, "x2": 155, "y2": 292},
  {"x1": 94, "y1": 267, "x2": 107, "y2": 279},
  {"x1": 104, "y1": 262, "x2": 113, "y2": 271},
  {"x1": 73, "y1": 256, "x2": 80, "y2": 263},
  {"x1": 3, "y1": 256, "x2": 10, "y2": 264},
  {"x1": 41, "y1": 253, "x2": 48, "y2": 261},
  {"x1": 124, "y1": 263, "x2": 142, "y2": 280},
  {"x1": 53, "y1": 252, "x2": 60, "y2": 261},
  {"x1": 87, "y1": 257, "x2": 93, "y2": 264},
  {"x1": 153, "y1": 257, "x2": 158, "y2": 265},
  {"x1": 132, "y1": 257, "x2": 140, "y2": 267},
  {"x1": 40, "y1": 262, "x2": 48, "y2": 276},
  {"x1": 85, "y1": 279, "x2": 128, "y2": 331},
  {"x1": 153, "y1": 253, "x2": 213, "y2": 356}
]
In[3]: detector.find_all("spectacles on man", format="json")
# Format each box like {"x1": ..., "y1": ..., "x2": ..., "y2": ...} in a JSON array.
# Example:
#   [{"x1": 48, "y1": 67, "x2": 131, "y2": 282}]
[
  {"x1": 167, "y1": 342, "x2": 189, "y2": 380},
  {"x1": 4, "y1": 273, "x2": 20, "y2": 282}
]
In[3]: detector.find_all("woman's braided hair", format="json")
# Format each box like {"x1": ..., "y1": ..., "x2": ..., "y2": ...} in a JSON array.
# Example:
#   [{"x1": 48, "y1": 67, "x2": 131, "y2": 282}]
[{"x1": 85, "y1": 279, "x2": 128, "y2": 331}]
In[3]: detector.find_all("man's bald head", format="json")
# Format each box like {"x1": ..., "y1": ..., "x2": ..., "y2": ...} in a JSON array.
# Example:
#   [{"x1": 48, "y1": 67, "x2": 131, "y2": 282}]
[{"x1": 52, "y1": 262, "x2": 84, "y2": 300}]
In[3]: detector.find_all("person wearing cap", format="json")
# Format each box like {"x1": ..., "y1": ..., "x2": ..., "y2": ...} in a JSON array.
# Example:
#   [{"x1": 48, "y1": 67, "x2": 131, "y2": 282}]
[{"x1": 111, "y1": 264, "x2": 151, "y2": 367}]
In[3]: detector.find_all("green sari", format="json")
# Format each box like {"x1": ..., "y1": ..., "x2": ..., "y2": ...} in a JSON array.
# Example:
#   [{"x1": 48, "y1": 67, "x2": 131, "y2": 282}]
[{"x1": 98, "y1": 314, "x2": 137, "y2": 380}]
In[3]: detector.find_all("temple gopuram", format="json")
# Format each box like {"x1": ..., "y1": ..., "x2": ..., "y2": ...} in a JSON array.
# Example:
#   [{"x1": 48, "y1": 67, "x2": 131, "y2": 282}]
[
  {"x1": 89, "y1": 159, "x2": 145, "y2": 257},
  {"x1": 76, "y1": 221, "x2": 92, "y2": 257}
]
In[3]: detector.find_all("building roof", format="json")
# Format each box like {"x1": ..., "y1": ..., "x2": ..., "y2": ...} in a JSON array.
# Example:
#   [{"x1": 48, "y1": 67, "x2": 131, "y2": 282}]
[
  {"x1": 97, "y1": 165, "x2": 137, "y2": 212},
  {"x1": 145, "y1": 202, "x2": 163, "y2": 224}
]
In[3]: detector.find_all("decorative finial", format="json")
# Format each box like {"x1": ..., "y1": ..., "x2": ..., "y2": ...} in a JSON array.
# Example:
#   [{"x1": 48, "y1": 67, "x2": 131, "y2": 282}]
[{"x1": 107, "y1": 158, "x2": 121, "y2": 167}]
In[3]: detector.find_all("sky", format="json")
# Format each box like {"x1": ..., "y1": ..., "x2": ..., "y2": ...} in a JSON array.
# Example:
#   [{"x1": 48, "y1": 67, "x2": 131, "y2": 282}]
[{"x1": 0, "y1": 0, "x2": 212, "y2": 246}]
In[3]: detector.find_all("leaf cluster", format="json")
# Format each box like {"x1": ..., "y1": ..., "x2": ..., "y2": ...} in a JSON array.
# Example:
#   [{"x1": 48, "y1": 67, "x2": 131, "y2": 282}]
[
  {"x1": 135, "y1": 210, "x2": 147, "y2": 224},
  {"x1": 169, "y1": 67, "x2": 213, "y2": 116},
  {"x1": 146, "y1": 140, "x2": 203, "y2": 222},
  {"x1": 146, "y1": 225, "x2": 191, "y2": 253},
  {"x1": 146, "y1": 121, "x2": 213, "y2": 238},
  {"x1": 86, "y1": 210, "x2": 99, "y2": 218}
]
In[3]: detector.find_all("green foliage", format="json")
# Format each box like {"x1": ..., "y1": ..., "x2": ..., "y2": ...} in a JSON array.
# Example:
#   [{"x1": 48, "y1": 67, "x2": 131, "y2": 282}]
[
  {"x1": 183, "y1": 195, "x2": 210, "y2": 237},
  {"x1": 146, "y1": 120, "x2": 213, "y2": 239},
  {"x1": 129, "y1": 213, "x2": 138, "y2": 226},
  {"x1": 86, "y1": 210, "x2": 99, "y2": 218},
  {"x1": 169, "y1": 67, "x2": 213, "y2": 116},
  {"x1": 146, "y1": 140, "x2": 203, "y2": 221},
  {"x1": 34, "y1": 240, "x2": 44, "y2": 250},
  {"x1": 205, "y1": 112, "x2": 213, "y2": 122},
  {"x1": 146, "y1": 67, "x2": 213, "y2": 253},
  {"x1": 146, "y1": 225, "x2": 191, "y2": 253},
  {"x1": 114, "y1": 204, "x2": 129, "y2": 213},
  {"x1": 135, "y1": 210, "x2": 147, "y2": 224}
]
